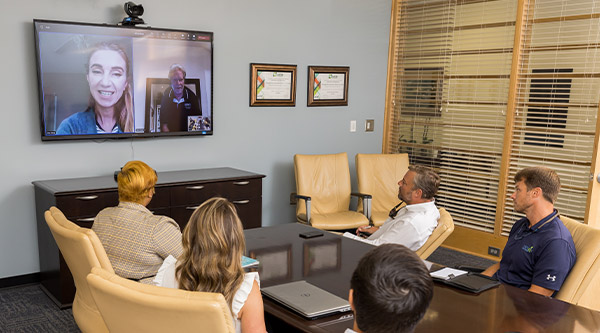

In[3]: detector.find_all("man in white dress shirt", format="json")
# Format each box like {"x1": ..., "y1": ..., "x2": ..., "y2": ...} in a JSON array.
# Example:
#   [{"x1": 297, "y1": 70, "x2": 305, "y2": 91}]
[{"x1": 344, "y1": 165, "x2": 440, "y2": 250}]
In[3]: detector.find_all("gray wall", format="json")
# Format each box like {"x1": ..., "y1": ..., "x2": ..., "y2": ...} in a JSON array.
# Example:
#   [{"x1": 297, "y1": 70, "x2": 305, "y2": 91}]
[{"x1": 0, "y1": 0, "x2": 391, "y2": 279}]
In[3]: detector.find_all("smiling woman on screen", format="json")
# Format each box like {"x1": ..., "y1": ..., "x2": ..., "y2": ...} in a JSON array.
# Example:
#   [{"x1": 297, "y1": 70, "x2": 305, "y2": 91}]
[{"x1": 56, "y1": 43, "x2": 134, "y2": 135}]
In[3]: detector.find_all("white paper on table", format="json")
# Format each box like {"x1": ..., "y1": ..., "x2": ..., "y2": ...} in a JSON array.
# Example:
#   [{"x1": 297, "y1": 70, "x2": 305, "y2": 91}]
[{"x1": 430, "y1": 267, "x2": 468, "y2": 280}]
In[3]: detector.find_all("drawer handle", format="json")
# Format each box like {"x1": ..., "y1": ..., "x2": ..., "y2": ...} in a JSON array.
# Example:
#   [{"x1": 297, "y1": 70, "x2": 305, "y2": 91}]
[
  {"x1": 186, "y1": 206, "x2": 200, "y2": 210},
  {"x1": 186, "y1": 185, "x2": 205, "y2": 190},
  {"x1": 232, "y1": 200, "x2": 250, "y2": 205},
  {"x1": 75, "y1": 195, "x2": 99, "y2": 201},
  {"x1": 233, "y1": 181, "x2": 250, "y2": 186},
  {"x1": 76, "y1": 217, "x2": 95, "y2": 222}
]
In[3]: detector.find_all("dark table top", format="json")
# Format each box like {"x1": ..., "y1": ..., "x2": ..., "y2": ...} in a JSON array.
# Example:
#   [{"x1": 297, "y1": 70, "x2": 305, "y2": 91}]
[{"x1": 244, "y1": 223, "x2": 600, "y2": 333}]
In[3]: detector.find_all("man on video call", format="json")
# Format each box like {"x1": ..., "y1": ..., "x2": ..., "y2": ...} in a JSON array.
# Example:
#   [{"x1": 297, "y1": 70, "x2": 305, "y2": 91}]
[
  {"x1": 482, "y1": 166, "x2": 576, "y2": 297},
  {"x1": 343, "y1": 165, "x2": 440, "y2": 251},
  {"x1": 160, "y1": 64, "x2": 201, "y2": 132}
]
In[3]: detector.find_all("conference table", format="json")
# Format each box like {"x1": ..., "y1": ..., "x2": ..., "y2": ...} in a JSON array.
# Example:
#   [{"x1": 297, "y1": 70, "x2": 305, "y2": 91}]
[{"x1": 244, "y1": 223, "x2": 600, "y2": 333}]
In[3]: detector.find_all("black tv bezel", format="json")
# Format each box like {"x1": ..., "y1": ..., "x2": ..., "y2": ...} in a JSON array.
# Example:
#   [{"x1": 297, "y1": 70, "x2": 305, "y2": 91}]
[{"x1": 33, "y1": 19, "x2": 214, "y2": 141}]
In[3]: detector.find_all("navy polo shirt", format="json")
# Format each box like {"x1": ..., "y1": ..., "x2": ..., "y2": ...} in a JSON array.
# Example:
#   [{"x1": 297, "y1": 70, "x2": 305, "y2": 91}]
[
  {"x1": 160, "y1": 86, "x2": 201, "y2": 132},
  {"x1": 494, "y1": 210, "x2": 576, "y2": 294}
]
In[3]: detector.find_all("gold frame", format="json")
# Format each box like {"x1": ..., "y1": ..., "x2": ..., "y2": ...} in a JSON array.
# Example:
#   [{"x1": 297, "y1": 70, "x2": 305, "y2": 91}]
[
  {"x1": 250, "y1": 63, "x2": 297, "y2": 106},
  {"x1": 307, "y1": 66, "x2": 349, "y2": 106}
]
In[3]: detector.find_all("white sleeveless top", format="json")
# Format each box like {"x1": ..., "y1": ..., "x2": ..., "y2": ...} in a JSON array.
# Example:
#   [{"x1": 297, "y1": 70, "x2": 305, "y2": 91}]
[{"x1": 154, "y1": 255, "x2": 260, "y2": 333}]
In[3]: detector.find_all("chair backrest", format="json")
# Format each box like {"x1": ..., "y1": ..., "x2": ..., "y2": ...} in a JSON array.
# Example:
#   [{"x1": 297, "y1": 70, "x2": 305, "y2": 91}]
[
  {"x1": 87, "y1": 267, "x2": 235, "y2": 333},
  {"x1": 356, "y1": 153, "x2": 409, "y2": 225},
  {"x1": 45, "y1": 206, "x2": 113, "y2": 333},
  {"x1": 294, "y1": 152, "x2": 352, "y2": 217},
  {"x1": 415, "y1": 207, "x2": 454, "y2": 259},
  {"x1": 555, "y1": 216, "x2": 600, "y2": 311}
]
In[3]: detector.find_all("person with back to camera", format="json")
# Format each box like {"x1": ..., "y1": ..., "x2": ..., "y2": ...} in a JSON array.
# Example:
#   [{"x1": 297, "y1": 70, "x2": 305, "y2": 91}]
[
  {"x1": 346, "y1": 243, "x2": 434, "y2": 333},
  {"x1": 160, "y1": 64, "x2": 202, "y2": 132},
  {"x1": 154, "y1": 197, "x2": 266, "y2": 333},
  {"x1": 92, "y1": 161, "x2": 182, "y2": 284},
  {"x1": 481, "y1": 166, "x2": 576, "y2": 297},
  {"x1": 56, "y1": 43, "x2": 134, "y2": 134},
  {"x1": 344, "y1": 165, "x2": 440, "y2": 251}
]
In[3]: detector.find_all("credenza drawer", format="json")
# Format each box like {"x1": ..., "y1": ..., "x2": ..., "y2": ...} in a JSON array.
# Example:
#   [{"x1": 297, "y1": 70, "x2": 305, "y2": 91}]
[
  {"x1": 170, "y1": 197, "x2": 261, "y2": 230},
  {"x1": 147, "y1": 187, "x2": 170, "y2": 209},
  {"x1": 56, "y1": 191, "x2": 118, "y2": 218},
  {"x1": 170, "y1": 182, "x2": 220, "y2": 205},
  {"x1": 220, "y1": 179, "x2": 262, "y2": 200}
]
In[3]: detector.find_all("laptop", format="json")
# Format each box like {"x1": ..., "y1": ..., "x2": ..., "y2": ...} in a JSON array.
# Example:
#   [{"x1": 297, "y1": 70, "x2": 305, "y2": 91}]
[{"x1": 261, "y1": 280, "x2": 352, "y2": 319}]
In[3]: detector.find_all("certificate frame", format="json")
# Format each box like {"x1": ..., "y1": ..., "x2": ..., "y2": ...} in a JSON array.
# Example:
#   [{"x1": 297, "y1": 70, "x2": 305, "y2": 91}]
[
  {"x1": 307, "y1": 66, "x2": 349, "y2": 107},
  {"x1": 250, "y1": 63, "x2": 297, "y2": 107}
]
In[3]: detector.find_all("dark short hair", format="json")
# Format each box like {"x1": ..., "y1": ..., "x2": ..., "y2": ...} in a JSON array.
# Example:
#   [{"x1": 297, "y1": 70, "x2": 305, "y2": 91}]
[
  {"x1": 351, "y1": 244, "x2": 433, "y2": 333},
  {"x1": 514, "y1": 166, "x2": 560, "y2": 204},
  {"x1": 408, "y1": 165, "x2": 440, "y2": 199}
]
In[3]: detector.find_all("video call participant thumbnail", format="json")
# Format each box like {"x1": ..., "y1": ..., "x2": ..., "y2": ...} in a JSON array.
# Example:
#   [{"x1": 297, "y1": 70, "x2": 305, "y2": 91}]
[
  {"x1": 56, "y1": 43, "x2": 134, "y2": 135},
  {"x1": 160, "y1": 64, "x2": 202, "y2": 132}
]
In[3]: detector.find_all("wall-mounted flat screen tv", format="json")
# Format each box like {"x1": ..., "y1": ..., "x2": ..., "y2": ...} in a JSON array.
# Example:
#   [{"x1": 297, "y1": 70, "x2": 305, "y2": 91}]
[{"x1": 34, "y1": 19, "x2": 213, "y2": 141}]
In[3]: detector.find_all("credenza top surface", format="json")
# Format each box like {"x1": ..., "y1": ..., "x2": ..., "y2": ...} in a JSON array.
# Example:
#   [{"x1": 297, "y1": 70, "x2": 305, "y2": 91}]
[{"x1": 32, "y1": 167, "x2": 266, "y2": 195}]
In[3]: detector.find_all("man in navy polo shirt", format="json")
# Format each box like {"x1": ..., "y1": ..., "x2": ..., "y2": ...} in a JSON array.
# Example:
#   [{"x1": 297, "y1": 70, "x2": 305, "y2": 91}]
[{"x1": 482, "y1": 166, "x2": 576, "y2": 297}]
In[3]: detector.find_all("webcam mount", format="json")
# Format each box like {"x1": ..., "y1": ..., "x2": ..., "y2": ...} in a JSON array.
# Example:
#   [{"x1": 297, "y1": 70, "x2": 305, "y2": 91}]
[{"x1": 121, "y1": 2, "x2": 145, "y2": 26}]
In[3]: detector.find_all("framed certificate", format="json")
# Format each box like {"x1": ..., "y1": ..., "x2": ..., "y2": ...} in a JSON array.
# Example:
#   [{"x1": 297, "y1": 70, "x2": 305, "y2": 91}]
[
  {"x1": 307, "y1": 66, "x2": 349, "y2": 106},
  {"x1": 250, "y1": 63, "x2": 297, "y2": 106}
]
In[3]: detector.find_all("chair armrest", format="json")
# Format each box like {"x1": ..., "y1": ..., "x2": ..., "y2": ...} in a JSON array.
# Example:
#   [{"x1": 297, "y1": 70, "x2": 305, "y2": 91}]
[
  {"x1": 295, "y1": 194, "x2": 312, "y2": 224},
  {"x1": 351, "y1": 193, "x2": 372, "y2": 225}
]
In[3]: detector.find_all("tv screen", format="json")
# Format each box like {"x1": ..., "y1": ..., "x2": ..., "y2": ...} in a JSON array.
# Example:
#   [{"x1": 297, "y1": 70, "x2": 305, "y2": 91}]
[{"x1": 34, "y1": 19, "x2": 213, "y2": 141}]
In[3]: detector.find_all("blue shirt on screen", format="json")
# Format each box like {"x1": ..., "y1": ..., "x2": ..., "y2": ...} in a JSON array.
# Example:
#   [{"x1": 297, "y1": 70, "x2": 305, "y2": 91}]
[
  {"x1": 56, "y1": 108, "x2": 123, "y2": 135},
  {"x1": 494, "y1": 210, "x2": 576, "y2": 295}
]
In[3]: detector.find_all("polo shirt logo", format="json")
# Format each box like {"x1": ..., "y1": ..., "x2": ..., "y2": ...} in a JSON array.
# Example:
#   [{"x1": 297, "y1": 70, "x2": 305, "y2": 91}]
[
  {"x1": 522, "y1": 245, "x2": 533, "y2": 253},
  {"x1": 547, "y1": 274, "x2": 556, "y2": 281}
]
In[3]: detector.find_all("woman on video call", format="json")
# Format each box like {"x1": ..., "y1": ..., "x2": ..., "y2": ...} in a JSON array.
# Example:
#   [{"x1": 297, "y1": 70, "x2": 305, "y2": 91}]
[
  {"x1": 155, "y1": 197, "x2": 266, "y2": 333},
  {"x1": 56, "y1": 43, "x2": 134, "y2": 134}
]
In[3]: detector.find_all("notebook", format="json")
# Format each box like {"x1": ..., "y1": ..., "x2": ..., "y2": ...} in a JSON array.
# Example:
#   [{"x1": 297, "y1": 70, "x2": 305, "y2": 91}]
[
  {"x1": 242, "y1": 256, "x2": 259, "y2": 268},
  {"x1": 261, "y1": 280, "x2": 352, "y2": 319}
]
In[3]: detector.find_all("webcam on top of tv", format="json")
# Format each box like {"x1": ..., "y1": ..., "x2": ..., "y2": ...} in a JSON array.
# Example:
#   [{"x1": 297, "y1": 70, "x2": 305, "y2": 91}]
[{"x1": 121, "y1": 2, "x2": 145, "y2": 26}]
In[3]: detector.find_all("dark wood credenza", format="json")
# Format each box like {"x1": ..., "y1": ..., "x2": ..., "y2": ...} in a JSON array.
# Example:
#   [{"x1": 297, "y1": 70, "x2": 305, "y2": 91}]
[{"x1": 33, "y1": 167, "x2": 265, "y2": 308}]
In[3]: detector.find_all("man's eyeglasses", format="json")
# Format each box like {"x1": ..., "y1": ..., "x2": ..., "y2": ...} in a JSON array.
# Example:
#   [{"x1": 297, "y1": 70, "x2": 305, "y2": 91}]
[{"x1": 389, "y1": 201, "x2": 405, "y2": 218}]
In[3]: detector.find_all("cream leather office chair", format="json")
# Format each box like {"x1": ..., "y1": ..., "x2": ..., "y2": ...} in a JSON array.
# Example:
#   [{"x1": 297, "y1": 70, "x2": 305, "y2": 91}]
[
  {"x1": 87, "y1": 267, "x2": 235, "y2": 333},
  {"x1": 356, "y1": 153, "x2": 409, "y2": 226},
  {"x1": 415, "y1": 207, "x2": 454, "y2": 259},
  {"x1": 555, "y1": 216, "x2": 600, "y2": 311},
  {"x1": 45, "y1": 206, "x2": 113, "y2": 333},
  {"x1": 294, "y1": 152, "x2": 370, "y2": 230}
]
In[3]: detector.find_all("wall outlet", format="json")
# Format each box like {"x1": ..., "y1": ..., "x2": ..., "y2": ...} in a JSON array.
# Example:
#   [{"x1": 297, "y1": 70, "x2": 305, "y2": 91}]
[
  {"x1": 350, "y1": 120, "x2": 357, "y2": 132},
  {"x1": 290, "y1": 193, "x2": 297, "y2": 205},
  {"x1": 488, "y1": 246, "x2": 500, "y2": 257}
]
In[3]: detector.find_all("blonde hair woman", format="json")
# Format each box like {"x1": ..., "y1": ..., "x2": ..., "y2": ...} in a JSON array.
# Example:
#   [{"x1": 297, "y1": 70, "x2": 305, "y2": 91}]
[
  {"x1": 155, "y1": 197, "x2": 266, "y2": 333},
  {"x1": 93, "y1": 161, "x2": 182, "y2": 284},
  {"x1": 57, "y1": 43, "x2": 134, "y2": 134}
]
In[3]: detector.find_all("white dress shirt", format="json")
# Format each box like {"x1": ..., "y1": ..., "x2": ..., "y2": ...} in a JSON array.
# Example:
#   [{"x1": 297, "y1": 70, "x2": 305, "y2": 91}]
[{"x1": 343, "y1": 200, "x2": 439, "y2": 251}]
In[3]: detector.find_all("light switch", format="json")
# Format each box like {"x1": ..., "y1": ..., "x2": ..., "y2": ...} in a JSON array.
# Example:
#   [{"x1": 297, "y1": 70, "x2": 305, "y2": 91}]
[
  {"x1": 350, "y1": 120, "x2": 356, "y2": 132},
  {"x1": 365, "y1": 119, "x2": 374, "y2": 132}
]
